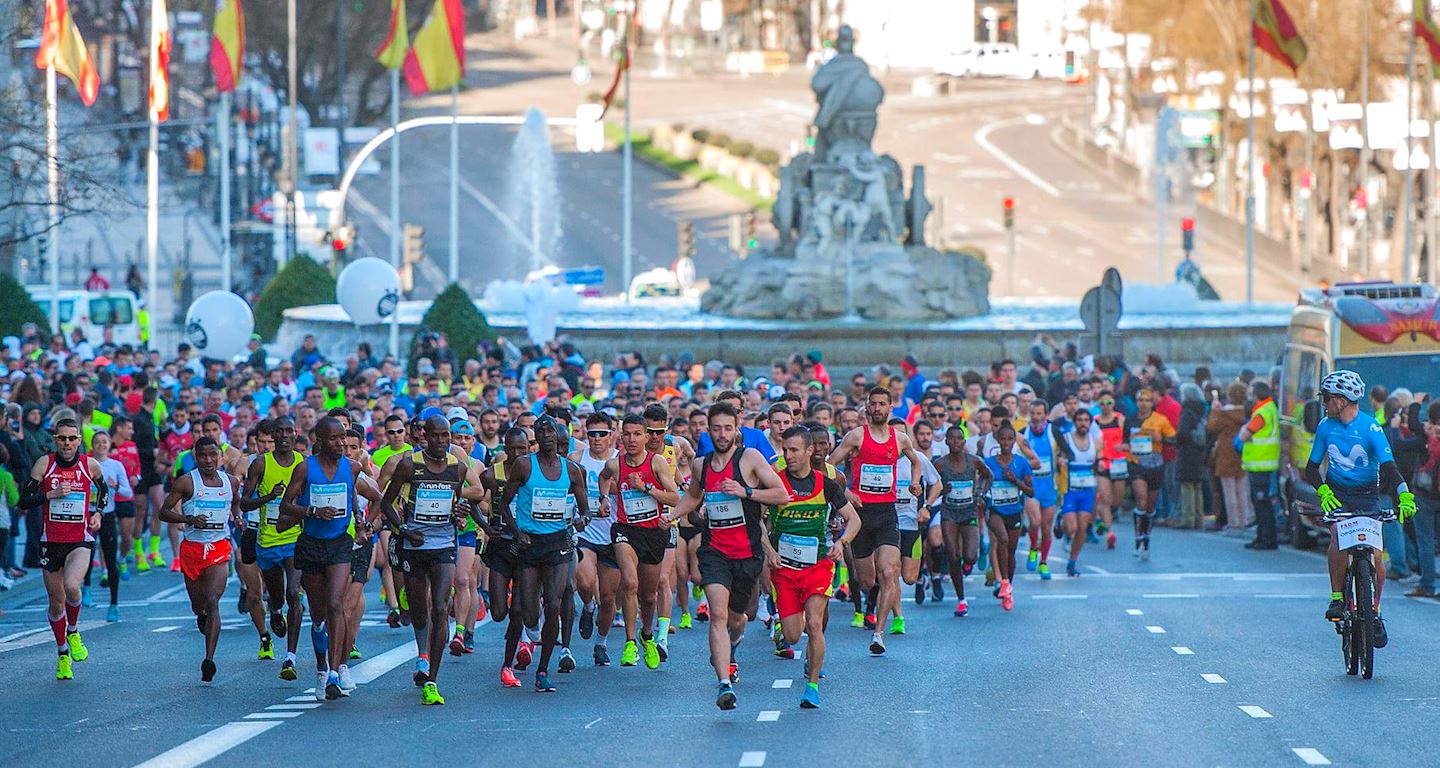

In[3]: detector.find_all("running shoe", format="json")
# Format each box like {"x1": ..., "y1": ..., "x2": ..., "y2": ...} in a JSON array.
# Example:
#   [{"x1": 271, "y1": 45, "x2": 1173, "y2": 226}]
[
  {"x1": 449, "y1": 633, "x2": 465, "y2": 657},
  {"x1": 279, "y1": 659, "x2": 298, "y2": 680},
  {"x1": 1038, "y1": 563, "x2": 1052, "y2": 581},
  {"x1": 593, "y1": 645, "x2": 611, "y2": 666},
  {"x1": 889, "y1": 616, "x2": 906, "y2": 635},
  {"x1": 993, "y1": 582, "x2": 1002, "y2": 598},
  {"x1": 1374, "y1": 617, "x2": 1389, "y2": 648},
  {"x1": 692, "y1": 584, "x2": 704, "y2": 601},
  {"x1": 931, "y1": 576, "x2": 944, "y2": 602},
  {"x1": 169, "y1": 560, "x2": 180, "y2": 573},
  {"x1": 325, "y1": 671, "x2": 343, "y2": 700},
  {"x1": 150, "y1": 552, "x2": 167, "y2": 568},
  {"x1": 422, "y1": 681, "x2": 445, "y2": 705},
  {"x1": 678, "y1": 612, "x2": 692, "y2": 629},
  {"x1": 349, "y1": 645, "x2": 362, "y2": 660},
  {"x1": 953, "y1": 600, "x2": 969, "y2": 618},
  {"x1": 475, "y1": 599, "x2": 488, "y2": 623},
  {"x1": 612, "y1": 612, "x2": 624, "y2": 628},
  {"x1": 696, "y1": 602, "x2": 709, "y2": 622},
  {"x1": 1026, "y1": 550, "x2": 1038, "y2": 571},
  {"x1": 463, "y1": 631, "x2": 475, "y2": 653},
  {"x1": 386, "y1": 609, "x2": 402, "y2": 629},
  {"x1": 106, "y1": 605, "x2": 120, "y2": 623},
  {"x1": 914, "y1": 579, "x2": 926, "y2": 605},
  {"x1": 620, "y1": 640, "x2": 639, "y2": 667},
  {"x1": 835, "y1": 585, "x2": 850, "y2": 602},
  {"x1": 501, "y1": 666, "x2": 522, "y2": 687},
  {"x1": 315, "y1": 671, "x2": 329, "y2": 702},
  {"x1": 774, "y1": 640, "x2": 795, "y2": 659},
  {"x1": 270, "y1": 608, "x2": 287, "y2": 638},
  {"x1": 869, "y1": 633, "x2": 886, "y2": 656},
  {"x1": 729, "y1": 662, "x2": 739, "y2": 683},
  {"x1": 850, "y1": 612, "x2": 865, "y2": 629},
  {"x1": 800, "y1": 682, "x2": 821, "y2": 709},
  {"x1": 1087, "y1": 530, "x2": 1101, "y2": 544},
  {"x1": 642, "y1": 636, "x2": 661, "y2": 669},
  {"x1": 984, "y1": 567, "x2": 995, "y2": 587},
  {"x1": 397, "y1": 586, "x2": 409, "y2": 613},
  {"x1": 999, "y1": 580, "x2": 1014, "y2": 612},
  {"x1": 236, "y1": 586, "x2": 247, "y2": 615},
  {"x1": 716, "y1": 681, "x2": 737, "y2": 710},
  {"x1": 863, "y1": 613, "x2": 877, "y2": 630},
  {"x1": 1138, "y1": 546, "x2": 1150, "y2": 562},
  {"x1": 338, "y1": 664, "x2": 356, "y2": 691},
  {"x1": 258, "y1": 635, "x2": 275, "y2": 660},
  {"x1": 535, "y1": 672, "x2": 557, "y2": 692},
  {"x1": 200, "y1": 658, "x2": 217, "y2": 683},
  {"x1": 514, "y1": 641, "x2": 533, "y2": 670},
  {"x1": 558, "y1": 648, "x2": 576, "y2": 673},
  {"x1": 67, "y1": 631, "x2": 88, "y2": 662},
  {"x1": 413, "y1": 658, "x2": 430, "y2": 687},
  {"x1": 657, "y1": 637, "x2": 669, "y2": 663},
  {"x1": 119, "y1": 561, "x2": 131, "y2": 581},
  {"x1": 134, "y1": 555, "x2": 150, "y2": 573},
  {"x1": 579, "y1": 604, "x2": 595, "y2": 640},
  {"x1": 1106, "y1": 531, "x2": 1117, "y2": 550},
  {"x1": 81, "y1": 586, "x2": 93, "y2": 608},
  {"x1": 802, "y1": 657, "x2": 826, "y2": 680},
  {"x1": 1066, "y1": 561, "x2": 1079, "y2": 578},
  {"x1": 56, "y1": 652, "x2": 73, "y2": 680}
]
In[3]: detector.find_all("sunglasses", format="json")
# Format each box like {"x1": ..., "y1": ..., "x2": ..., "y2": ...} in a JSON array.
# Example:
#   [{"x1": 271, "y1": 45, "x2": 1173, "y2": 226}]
[
  {"x1": 1099, "y1": 399, "x2": 1115, "y2": 405},
  {"x1": 928, "y1": 412, "x2": 945, "y2": 418},
  {"x1": 385, "y1": 429, "x2": 405, "y2": 435},
  {"x1": 586, "y1": 430, "x2": 611, "y2": 438},
  {"x1": 54, "y1": 434, "x2": 80, "y2": 442},
  {"x1": 646, "y1": 427, "x2": 667, "y2": 435}
]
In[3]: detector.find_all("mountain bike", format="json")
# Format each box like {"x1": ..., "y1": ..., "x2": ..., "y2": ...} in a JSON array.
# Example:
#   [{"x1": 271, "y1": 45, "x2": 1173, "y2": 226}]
[{"x1": 1325, "y1": 512, "x2": 1392, "y2": 680}]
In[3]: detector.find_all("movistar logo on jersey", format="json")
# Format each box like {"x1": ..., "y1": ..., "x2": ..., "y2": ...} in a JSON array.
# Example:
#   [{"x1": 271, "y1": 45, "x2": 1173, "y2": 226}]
[{"x1": 1327, "y1": 443, "x2": 1370, "y2": 472}]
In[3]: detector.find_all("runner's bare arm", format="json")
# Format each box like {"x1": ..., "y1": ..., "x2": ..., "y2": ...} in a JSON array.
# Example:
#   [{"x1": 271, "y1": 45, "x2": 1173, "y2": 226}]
[
  {"x1": 647, "y1": 454, "x2": 682, "y2": 507},
  {"x1": 157, "y1": 474, "x2": 195, "y2": 525},
  {"x1": 739, "y1": 449, "x2": 790, "y2": 506},
  {"x1": 826, "y1": 427, "x2": 861, "y2": 466}
]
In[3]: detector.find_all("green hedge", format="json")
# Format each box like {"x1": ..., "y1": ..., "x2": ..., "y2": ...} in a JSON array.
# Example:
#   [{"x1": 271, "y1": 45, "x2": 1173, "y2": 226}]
[
  {"x1": 0, "y1": 272, "x2": 48, "y2": 337},
  {"x1": 252, "y1": 257, "x2": 336, "y2": 341},
  {"x1": 409, "y1": 283, "x2": 495, "y2": 374}
]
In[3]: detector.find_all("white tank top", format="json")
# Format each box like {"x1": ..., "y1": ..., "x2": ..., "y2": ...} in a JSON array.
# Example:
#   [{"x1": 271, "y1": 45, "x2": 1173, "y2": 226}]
[
  {"x1": 182, "y1": 469, "x2": 233, "y2": 543},
  {"x1": 242, "y1": 454, "x2": 261, "y2": 529},
  {"x1": 577, "y1": 448, "x2": 615, "y2": 546}
]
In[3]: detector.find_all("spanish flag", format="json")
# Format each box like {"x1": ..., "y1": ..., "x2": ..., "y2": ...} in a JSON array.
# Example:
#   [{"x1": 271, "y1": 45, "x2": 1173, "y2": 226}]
[
  {"x1": 1252, "y1": 0, "x2": 1306, "y2": 74},
  {"x1": 34, "y1": 0, "x2": 99, "y2": 106},
  {"x1": 150, "y1": 0, "x2": 172, "y2": 121},
  {"x1": 209, "y1": 0, "x2": 244, "y2": 93},
  {"x1": 1417, "y1": 0, "x2": 1440, "y2": 64},
  {"x1": 598, "y1": 14, "x2": 633, "y2": 119},
  {"x1": 403, "y1": 0, "x2": 464, "y2": 95},
  {"x1": 376, "y1": 0, "x2": 409, "y2": 70}
]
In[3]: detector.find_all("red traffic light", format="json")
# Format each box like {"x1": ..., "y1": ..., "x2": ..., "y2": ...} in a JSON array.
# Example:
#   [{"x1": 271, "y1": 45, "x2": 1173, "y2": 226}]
[
  {"x1": 1002, "y1": 197, "x2": 1015, "y2": 211},
  {"x1": 332, "y1": 238, "x2": 347, "y2": 252},
  {"x1": 1181, "y1": 217, "x2": 1194, "y2": 232}
]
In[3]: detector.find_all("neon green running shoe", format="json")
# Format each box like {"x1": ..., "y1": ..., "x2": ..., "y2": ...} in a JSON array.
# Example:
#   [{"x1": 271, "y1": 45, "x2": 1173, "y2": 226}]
[
  {"x1": 850, "y1": 612, "x2": 865, "y2": 629},
  {"x1": 678, "y1": 612, "x2": 692, "y2": 629},
  {"x1": 258, "y1": 635, "x2": 275, "y2": 660},
  {"x1": 67, "y1": 631, "x2": 88, "y2": 662},
  {"x1": 692, "y1": 584, "x2": 703, "y2": 601},
  {"x1": 56, "y1": 653, "x2": 73, "y2": 680},
  {"x1": 398, "y1": 586, "x2": 409, "y2": 612},
  {"x1": 1026, "y1": 549, "x2": 1038, "y2": 572},
  {"x1": 620, "y1": 640, "x2": 639, "y2": 667},
  {"x1": 642, "y1": 637, "x2": 660, "y2": 669},
  {"x1": 422, "y1": 681, "x2": 445, "y2": 705},
  {"x1": 889, "y1": 616, "x2": 906, "y2": 635}
]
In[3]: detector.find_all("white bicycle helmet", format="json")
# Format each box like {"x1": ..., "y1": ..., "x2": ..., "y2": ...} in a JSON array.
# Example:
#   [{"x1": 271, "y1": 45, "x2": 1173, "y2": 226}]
[{"x1": 1319, "y1": 370, "x2": 1366, "y2": 402}]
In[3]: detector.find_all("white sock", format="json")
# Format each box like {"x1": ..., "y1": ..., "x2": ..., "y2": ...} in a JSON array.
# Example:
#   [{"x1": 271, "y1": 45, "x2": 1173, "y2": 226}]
[
  {"x1": 285, "y1": 651, "x2": 296, "y2": 663},
  {"x1": 598, "y1": 633, "x2": 609, "y2": 650}
]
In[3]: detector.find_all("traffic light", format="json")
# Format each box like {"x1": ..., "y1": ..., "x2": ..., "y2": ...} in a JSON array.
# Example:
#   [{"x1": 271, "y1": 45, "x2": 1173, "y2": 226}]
[
  {"x1": 1003, "y1": 197, "x2": 1015, "y2": 229},
  {"x1": 1181, "y1": 217, "x2": 1195, "y2": 255},
  {"x1": 403, "y1": 224, "x2": 425, "y2": 264},
  {"x1": 678, "y1": 221, "x2": 696, "y2": 260},
  {"x1": 744, "y1": 210, "x2": 758, "y2": 251}
]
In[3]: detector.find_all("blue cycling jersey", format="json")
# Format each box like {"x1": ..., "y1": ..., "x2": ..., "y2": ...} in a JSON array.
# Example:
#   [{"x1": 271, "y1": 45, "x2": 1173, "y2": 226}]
[{"x1": 1307, "y1": 414, "x2": 1394, "y2": 492}]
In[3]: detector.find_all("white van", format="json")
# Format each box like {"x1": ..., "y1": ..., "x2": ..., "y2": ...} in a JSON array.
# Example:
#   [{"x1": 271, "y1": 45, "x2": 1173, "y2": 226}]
[{"x1": 25, "y1": 288, "x2": 144, "y2": 347}]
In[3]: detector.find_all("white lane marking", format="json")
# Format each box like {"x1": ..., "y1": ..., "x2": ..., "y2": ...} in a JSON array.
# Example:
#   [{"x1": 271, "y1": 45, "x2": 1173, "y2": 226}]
[
  {"x1": 1143, "y1": 594, "x2": 1200, "y2": 599},
  {"x1": 772, "y1": 679, "x2": 792, "y2": 689},
  {"x1": 0, "y1": 620, "x2": 103, "y2": 654},
  {"x1": 584, "y1": 717, "x2": 603, "y2": 729},
  {"x1": 1031, "y1": 594, "x2": 1088, "y2": 600},
  {"x1": 1292, "y1": 748, "x2": 1332, "y2": 765},
  {"x1": 1145, "y1": 626, "x2": 1166, "y2": 634},
  {"x1": 1239, "y1": 705, "x2": 1273, "y2": 719},
  {"x1": 1254, "y1": 594, "x2": 1310, "y2": 599},
  {"x1": 1084, "y1": 564, "x2": 1112, "y2": 575},
  {"x1": 974, "y1": 117, "x2": 1061, "y2": 196},
  {"x1": 146, "y1": 583, "x2": 189, "y2": 602},
  {"x1": 1171, "y1": 647, "x2": 1195, "y2": 655},
  {"x1": 153, "y1": 626, "x2": 180, "y2": 633},
  {"x1": 1125, "y1": 609, "x2": 1144, "y2": 616},
  {"x1": 739, "y1": 752, "x2": 767, "y2": 767},
  {"x1": 757, "y1": 710, "x2": 780, "y2": 722},
  {"x1": 265, "y1": 704, "x2": 322, "y2": 710},
  {"x1": 0, "y1": 627, "x2": 47, "y2": 642},
  {"x1": 131, "y1": 721, "x2": 283, "y2": 768},
  {"x1": 285, "y1": 696, "x2": 313, "y2": 702},
  {"x1": 242, "y1": 712, "x2": 305, "y2": 719},
  {"x1": 1201, "y1": 674, "x2": 1227, "y2": 684},
  {"x1": 349, "y1": 640, "x2": 419, "y2": 684}
]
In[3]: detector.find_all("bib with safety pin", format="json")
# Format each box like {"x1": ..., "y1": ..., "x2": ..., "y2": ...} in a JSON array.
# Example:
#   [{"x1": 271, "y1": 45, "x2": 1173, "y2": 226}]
[
  {"x1": 704, "y1": 491, "x2": 744, "y2": 529},
  {"x1": 50, "y1": 491, "x2": 86, "y2": 523},
  {"x1": 414, "y1": 485, "x2": 454, "y2": 525},
  {"x1": 532, "y1": 487, "x2": 569, "y2": 522},
  {"x1": 778, "y1": 532, "x2": 820, "y2": 569},
  {"x1": 859, "y1": 463, "x2": 895, "y2": 495},
  {"x1": 311, "y1": 482, "x2": 348, "y2": 515},
  {"x1": 947, "y1": 480, "x2": 975, "y2": 505},
  {"x1": 622, "y1": 488, "x2": 659, "y2": 523},
  {"x1": 991, "y1": 481, "x2": 1020, "y2": 506}
]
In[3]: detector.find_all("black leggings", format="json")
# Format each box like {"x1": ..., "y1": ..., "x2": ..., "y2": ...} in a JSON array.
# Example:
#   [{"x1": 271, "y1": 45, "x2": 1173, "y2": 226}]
[{"x1": 84, "y1": 514, "x2": 121, "y2": 606}]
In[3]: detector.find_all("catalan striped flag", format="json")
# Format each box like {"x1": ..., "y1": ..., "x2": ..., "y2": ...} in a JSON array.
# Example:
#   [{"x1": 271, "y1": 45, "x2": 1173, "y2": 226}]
[
  {"x1": 402, "y1": 0, "x2": 464, "y2": 95},
  {"x1": 209, "y1": 0, "x2": 244, "y2": 93},
  {"x1": 34, "y1": 0, "x2": 99, "y2": 106},
  {"x1": 1252, "y1": 0, "x2": 1306, "y2": 75},
  {"x1": 376, "y1": 0, "x2": 409, "y2": 70}
]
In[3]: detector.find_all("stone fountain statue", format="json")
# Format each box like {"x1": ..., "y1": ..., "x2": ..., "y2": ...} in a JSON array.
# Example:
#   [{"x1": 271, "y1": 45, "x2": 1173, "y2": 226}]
[{"x1": 702, "y1": 26, "x2": 990, "y2": 321}]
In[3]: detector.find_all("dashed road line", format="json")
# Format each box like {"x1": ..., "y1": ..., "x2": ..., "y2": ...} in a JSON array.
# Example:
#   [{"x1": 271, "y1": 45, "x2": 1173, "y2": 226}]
[
  {"x1": 265, "y1": 704, "x2": 321, "y2": 710},
  {"x1": 1238, "y1": 705, "x2": 1272, "y2": 719},
  {"x1": 1171, "y1": 647, "x2": 1194, "y2": 655},
  {"x1": 1125, "y1": 609, "x2": 1144, "y2": 616},
  {"x1": 1292, "y1": 748, "x2": 1331, "y2": 765},
  {"x1": 1201, "y1": 674, "x2": 1227, "y2": 684},
  {"x1": 739, "y1": 751, "x2": 767, "y2": 767},
  {"x1": 132, "y1": 721, "x2": 283, "y2": 768},
  {"x1": 1145, "y1": 626, "x2": 1166, "y2": 634},
  {"x1": 152, "y1": 626, "x2": 180, "y2": 633},
  {"x1": 1143, "y1": 593, "x2": 1200, "y2": 599},
  {"x1": 756, "y1": 710, "x2": 780, "y2": 722},
  {"x1": 1031, "y1": 594, "x2": 1088, "y2": 600},
  {"x1": 771, "y1": 679, "x2": 792, "y2": 689},
  {"x1": 243, "y1": 711, "x2": 304, "y2": 719}
]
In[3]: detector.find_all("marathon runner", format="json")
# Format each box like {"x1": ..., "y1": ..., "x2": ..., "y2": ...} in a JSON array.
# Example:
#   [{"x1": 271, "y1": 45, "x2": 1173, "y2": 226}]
[
  {"x1": 371, "y1": 414, "x2": 411, "y2": 628},
  {"x1": 18, "y1": 418, "x2": 105, "y2": 680},
  {"x1": 1023, "y1": 401, "x2": 1062, "y2": 580},
  {"x1": 644, "y1": 403, "x2": 692, "y2": 660},
  {"x1": 827, "y1": 386, "x2": 924, "y2": 656},
  {"x1": 86, "y1": 430, "x2": 129, "y2": 623},
  {"x1": 893, "y1": 418, "x2": 940, "y2": 634},
  {"x1": 1094, "y1": 392, "x2": 1126, "y2": 550},
  {"x1": 763, "y1": 425, "x2": 860, "y2": 709},
  {"x1": 240, "y1": 416, "x2": 304, "y2": 680},
  {"x1": 156, "y1": 436, "x2": 242, "y2": 682},
  {"x1": 934, "y1": 426, "x2": 992, "y2": 616},
  {"x1": 481, "y1": 427, "x2": 529, "y2": 687},
  {"x1": 571, "y1": 412, "x2": 620, "y2": 666},
  {"x1": 1124, "y1": 385, "x2": 1176, "y2": 560},
  {"x1": 668, "y1": 402, "x2": 788, "y2": 709},
  {"x1": 982, "y1": 423, "x2": 1033, "y2": 611},
  {"x1": 446, "y1": 414, "x2": 483, "y2": 657},
  {"x1": 1059, "y1": 409, "x2": 1100, "y2": 577},
  {"x1": 337, "y1": 426, "x2": 382, "y2": 676}
]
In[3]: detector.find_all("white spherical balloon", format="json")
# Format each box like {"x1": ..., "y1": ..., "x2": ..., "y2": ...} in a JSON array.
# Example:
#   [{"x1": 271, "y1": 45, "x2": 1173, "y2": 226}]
[
  {"x1": 184, "y1": 291, "x2": 254, "y2": 360},
  {"x1": 336, "y1": 257, "x2": 401, "y2": 325}
]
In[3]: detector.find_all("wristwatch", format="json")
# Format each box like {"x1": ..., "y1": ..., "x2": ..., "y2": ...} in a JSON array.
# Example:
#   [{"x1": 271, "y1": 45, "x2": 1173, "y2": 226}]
[
  {"x1": 744, "y1": 486, "x2": 753, "y2": 499},
  {"x1": 306, "y1": 506, "x2": 318, "y2": 518}
]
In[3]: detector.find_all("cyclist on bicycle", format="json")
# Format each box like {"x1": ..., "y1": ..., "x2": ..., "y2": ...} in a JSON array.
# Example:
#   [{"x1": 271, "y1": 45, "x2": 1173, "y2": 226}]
[{"x1": 1308, "y1": 370, "x2": 1416, "y2": 648}]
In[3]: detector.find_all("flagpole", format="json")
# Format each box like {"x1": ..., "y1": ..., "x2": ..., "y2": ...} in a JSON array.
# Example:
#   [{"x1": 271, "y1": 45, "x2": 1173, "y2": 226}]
[
  {"x1": 1405, "y1": 12, "x2": 1417, "y2": 283},
  {"x1": 220, "y1": 90, "x2": 232, "y2": 292},
  {"x1": 389, "y1": 68, "x2": 400, "y2": 358},
  {"x1": 1360, "y1": 0, "x2": 1371, "y2": 276},
  {"x1": 147, "y1": 97, "x2": 159, "y2": 327},
  {"x1": 1429, "y1": 52, "x2": 1438, "y2": 286},
  {"x1": 1245, "y1": 0, "x2": 1256, "y2": 305},
  {"x1": 621, "y1": 9, "x2": 633, "y2": 303},
  {"x1": 45, "y1": 65, "x2": 60, "y2": 334},
  {"x1": 448, "y1": 84, "x2": 458, "y2": 284}
]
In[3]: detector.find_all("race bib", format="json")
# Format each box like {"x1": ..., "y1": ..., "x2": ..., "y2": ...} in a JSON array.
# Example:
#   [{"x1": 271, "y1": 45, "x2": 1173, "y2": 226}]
[
  {"x1": 1070, "y1": 468, "x2": 1096, "y2": 489},
  {"x1": 244, "y1": 502, "x2": 261, "y2": 528},
  {"x1": 193, "y1": 498, "x2": 229, "y2": 530},
  {"x1": 531, "y1": 487, "x2": 568, "y2": 522},
  {"x1": 1334, "y1": 515, "x2": 1383, "y2": 551},
  {"x1": 622, "y1": 488, "x2": 659, "y2": 523},
  {"x1": 50, "y1": 491, "x2": 86, "y2": 523},
  {"x1": 263, "y1": 498, "x2": 282, "y2": 527},
  {"x1": 991, "y1": 481, "x2": 1020, "y2": 506},
  {"x1": 778, "y1": 532, "x2": 819, "y2": 569},
  {"x1": 704, "y1": 492, "x2": 744, "y2": 529},
  {"x1": 946, "y1": 480, "x2": 974, "y2": 505},
  {"x1": 1034, "y1": 455, "x2": 1053, "y2": 477},
  {"x1": 414, "y1": 485, "x2": 454, "y2": 525},
  {"x1": 585, "y1": 474, "x2": 601, "y2": 515},
  {"x1": 1110, "y1": 457, "x2": 1129, "y2": 478},
  {"x1": 1131, "y1": 435, "x2": 1153, "y2": 455},
  {"x1": 311, "y1": 482, "x2": 348, "y2": 515},
  {"x1": 859, "y1": 463, "x2": 895, "y2": 495}
]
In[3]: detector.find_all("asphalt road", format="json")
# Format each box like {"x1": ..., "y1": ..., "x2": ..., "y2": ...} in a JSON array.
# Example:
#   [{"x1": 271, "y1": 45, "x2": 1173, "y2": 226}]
[{"x1": 3, "y1": 521, "x2": 1435, "y2": 768}]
